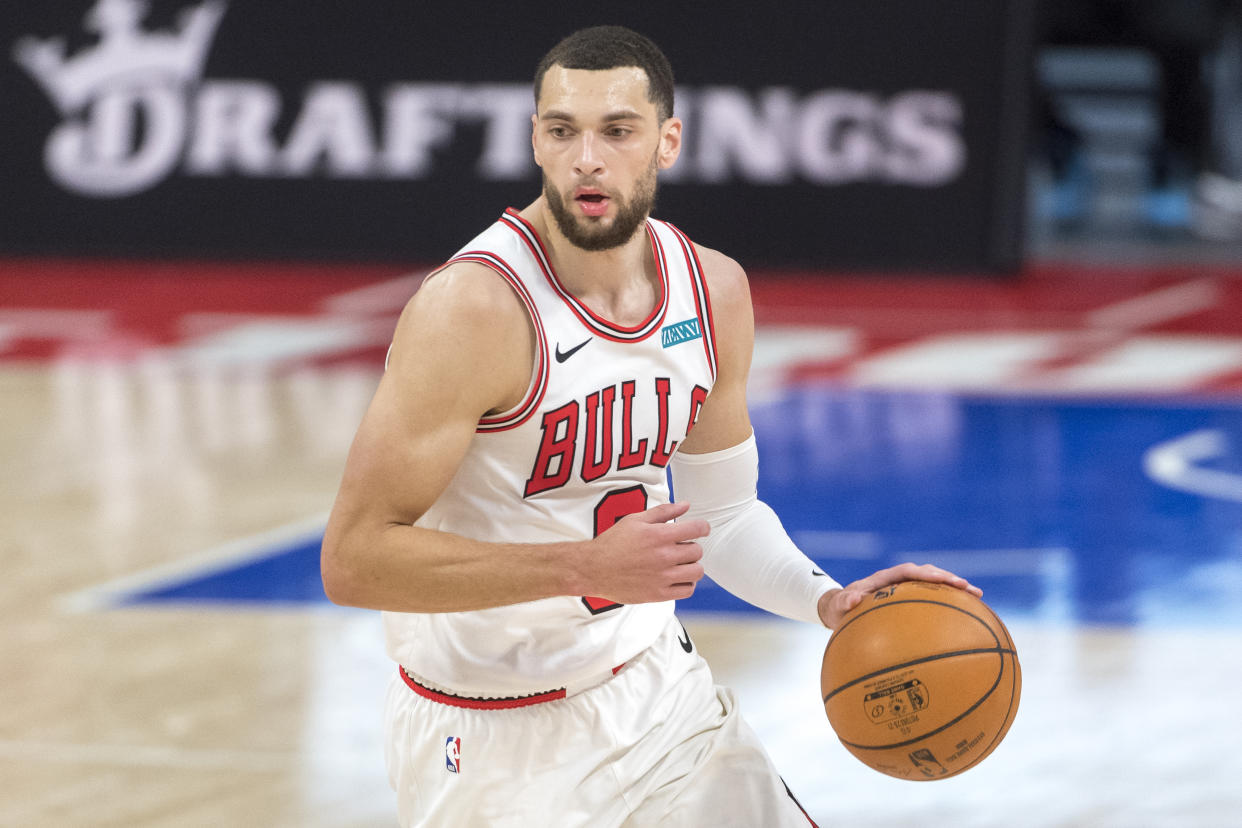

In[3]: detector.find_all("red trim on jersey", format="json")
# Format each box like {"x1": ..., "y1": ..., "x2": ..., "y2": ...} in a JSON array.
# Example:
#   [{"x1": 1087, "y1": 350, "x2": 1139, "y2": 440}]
[
  {"x1": 498, "y1": 209, "x2": 668, "y2": 343},
  {"x1": 782, "y1": 779, "x2": 820, "y2": 827},
  {"x1": 399, "y1": 663, "x2": 627, "y2": 709},
  {"x1": 401, "y1": 667, "x2": 565, "y2": 709},
  {"x1": 446, "y1": 251, "x2": 549, "y2": 433},
  {"x1": 666, "y1": 221, "x2": 718, "y2": 382}
]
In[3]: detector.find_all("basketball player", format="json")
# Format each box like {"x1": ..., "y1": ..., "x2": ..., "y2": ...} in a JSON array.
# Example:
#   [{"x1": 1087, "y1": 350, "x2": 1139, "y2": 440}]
[{"x1": 322, "y1": 25, "x2": 981, "y2": 827}]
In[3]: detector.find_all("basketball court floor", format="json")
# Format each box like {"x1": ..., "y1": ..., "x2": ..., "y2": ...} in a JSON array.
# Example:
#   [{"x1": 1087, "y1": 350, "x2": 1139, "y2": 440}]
[{"x1": 3, "y1": 243, "x2": 1242, "y2": 826}]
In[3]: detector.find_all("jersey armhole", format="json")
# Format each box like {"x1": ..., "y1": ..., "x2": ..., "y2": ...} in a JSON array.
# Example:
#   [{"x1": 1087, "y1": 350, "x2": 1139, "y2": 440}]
[{"x1": 440, "y1": 252, "x2": 549, "y2": 433}]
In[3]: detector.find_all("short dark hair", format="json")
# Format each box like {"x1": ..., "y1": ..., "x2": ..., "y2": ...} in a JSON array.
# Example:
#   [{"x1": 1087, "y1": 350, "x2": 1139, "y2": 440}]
[{"x1": 534, "y1": 26, "x2": 675, "y2": 121}]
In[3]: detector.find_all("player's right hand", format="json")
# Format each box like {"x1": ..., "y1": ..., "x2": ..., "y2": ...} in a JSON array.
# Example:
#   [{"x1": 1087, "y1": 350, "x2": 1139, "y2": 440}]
[
  {"x1": 578, "y1": 501, "x2": 708, "y2": 604},
  {"x1": 816, "y1": 562, "x2": 983, "y2": 629}
]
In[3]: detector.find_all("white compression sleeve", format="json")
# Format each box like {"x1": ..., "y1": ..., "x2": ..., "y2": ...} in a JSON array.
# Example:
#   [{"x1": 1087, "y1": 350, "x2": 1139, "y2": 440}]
[{"x1": 669, "y1": 433, "x2": 841, "y2": 625}]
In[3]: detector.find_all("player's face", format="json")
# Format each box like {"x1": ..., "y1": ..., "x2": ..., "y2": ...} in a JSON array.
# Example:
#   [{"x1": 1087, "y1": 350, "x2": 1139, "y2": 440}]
[{"x1": 533, "y1": 65, "x2": 681, "y2": 251}]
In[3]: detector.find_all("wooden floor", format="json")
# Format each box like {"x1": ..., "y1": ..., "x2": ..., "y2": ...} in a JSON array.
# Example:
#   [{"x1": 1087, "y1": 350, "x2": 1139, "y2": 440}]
[
  {"x1": 3, "y1": 257, "x2": 1242, "y2": 827},
  {"x1": 1, "y1": 364, "x2": 396, "y2": 826}
]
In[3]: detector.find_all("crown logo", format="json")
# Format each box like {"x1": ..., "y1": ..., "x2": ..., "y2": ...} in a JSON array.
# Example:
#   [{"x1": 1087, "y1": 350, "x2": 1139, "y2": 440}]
[{"x1": 13, "y1": 0, "x2": 227, "y2": 114}]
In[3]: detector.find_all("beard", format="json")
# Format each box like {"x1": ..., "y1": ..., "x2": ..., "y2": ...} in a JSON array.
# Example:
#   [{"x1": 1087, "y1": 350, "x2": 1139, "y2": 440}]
[{"x1": 543, "y1": 160, "x2": 659, "y2": 252}]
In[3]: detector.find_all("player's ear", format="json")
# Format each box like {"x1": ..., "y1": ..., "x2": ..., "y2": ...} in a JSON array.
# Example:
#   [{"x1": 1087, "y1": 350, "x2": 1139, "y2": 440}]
[
  {"x1": 657, "y1": 116, "x2": 682, "y2": 170},
  {"x1": 531, "y1": 113, "x2": 543, "y2": 167}
]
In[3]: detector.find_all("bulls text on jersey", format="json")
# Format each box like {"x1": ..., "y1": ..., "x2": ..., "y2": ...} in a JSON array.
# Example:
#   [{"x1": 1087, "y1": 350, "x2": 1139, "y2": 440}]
[{"x1": 525, "y1": 378, "x2": 709, "y2": 497}]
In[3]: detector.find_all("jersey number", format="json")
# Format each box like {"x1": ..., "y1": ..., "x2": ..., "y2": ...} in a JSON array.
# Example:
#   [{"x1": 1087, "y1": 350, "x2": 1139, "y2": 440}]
[{"x1": 582, "y1": 485, "x2": 648, "y2": 615}]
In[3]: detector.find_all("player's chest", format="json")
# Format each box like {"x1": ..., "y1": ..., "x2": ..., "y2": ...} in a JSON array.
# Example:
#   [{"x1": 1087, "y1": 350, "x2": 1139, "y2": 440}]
[{"x1": 521, "y1": 342, "x2": 713, "y2": 497}]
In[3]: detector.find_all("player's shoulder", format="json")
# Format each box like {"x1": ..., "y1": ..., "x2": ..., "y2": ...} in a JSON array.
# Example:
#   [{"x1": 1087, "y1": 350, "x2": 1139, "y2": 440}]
[
  {"x1": 388, "y1": 259, "x2": 532, "y2": 369},
  {"x1": 689, "y1": 241, "x2": 750, "y2": 311},
  {"x1": 398, "y1": 260, "x2": 529, "y2": 334}
]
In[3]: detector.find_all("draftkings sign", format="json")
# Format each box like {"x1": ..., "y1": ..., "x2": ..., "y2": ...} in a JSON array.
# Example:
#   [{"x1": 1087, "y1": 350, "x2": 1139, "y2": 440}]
[{"x1": 3, "y1": 1, "x2": 1034, "y2": 270}]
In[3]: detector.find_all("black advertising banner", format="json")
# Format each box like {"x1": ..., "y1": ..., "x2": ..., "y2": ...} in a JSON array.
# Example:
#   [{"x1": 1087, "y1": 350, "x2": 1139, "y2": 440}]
[{"x1": 2, "y1": 1, "x2": 1034, "y2": 271}]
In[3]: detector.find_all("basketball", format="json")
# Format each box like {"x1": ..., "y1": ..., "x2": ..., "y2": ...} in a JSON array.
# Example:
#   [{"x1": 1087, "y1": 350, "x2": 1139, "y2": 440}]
[{"x1": 820, "y1": 580, "x2": 1021, "y2": 781}]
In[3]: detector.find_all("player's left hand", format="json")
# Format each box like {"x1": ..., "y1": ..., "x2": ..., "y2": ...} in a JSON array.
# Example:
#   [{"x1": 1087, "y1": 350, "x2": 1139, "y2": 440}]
[{"x1": 816, "y1": 562, "x2": 982, "y2": 630}]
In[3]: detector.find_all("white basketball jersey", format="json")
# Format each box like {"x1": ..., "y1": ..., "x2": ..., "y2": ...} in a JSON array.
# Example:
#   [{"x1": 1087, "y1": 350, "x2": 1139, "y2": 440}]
[{"x1": 383, "y1": 209, "x2": 719, "y2": 696}]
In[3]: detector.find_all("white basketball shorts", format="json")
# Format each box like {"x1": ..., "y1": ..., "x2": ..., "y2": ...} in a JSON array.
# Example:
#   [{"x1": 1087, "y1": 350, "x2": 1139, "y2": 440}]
[{"x1": 383, "y1": 614, "x2": 818, "y2": 827}]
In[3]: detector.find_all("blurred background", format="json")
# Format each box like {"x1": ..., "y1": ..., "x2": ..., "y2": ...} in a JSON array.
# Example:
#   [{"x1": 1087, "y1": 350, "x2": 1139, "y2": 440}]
[{"x1": 2, "y1": 1, "x2": 1241, "y2": 826}]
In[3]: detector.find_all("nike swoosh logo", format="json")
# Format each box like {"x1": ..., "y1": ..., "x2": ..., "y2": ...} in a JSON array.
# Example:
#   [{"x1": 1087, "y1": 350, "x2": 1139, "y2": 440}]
[
  {"x1": 676, "y1": 621, "x2": 693, "y2": 653},
  {"x1": 811, "y1": 569, "x2": 827, "y2": 577},
  {"x1": 554, "y1": 338, "x2": 591, "y2": 363}
]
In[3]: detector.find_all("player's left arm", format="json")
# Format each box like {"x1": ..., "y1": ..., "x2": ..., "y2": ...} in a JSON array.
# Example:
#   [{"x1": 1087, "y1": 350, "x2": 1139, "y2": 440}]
[{"x1": 674, "y1": 245, "x2": 980, "y2": 629}]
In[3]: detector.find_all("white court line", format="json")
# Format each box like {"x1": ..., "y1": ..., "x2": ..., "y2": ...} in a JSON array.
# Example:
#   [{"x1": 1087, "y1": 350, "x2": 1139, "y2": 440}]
[
  {"x1": 791, "y1": 530, "x2": 881, "y2": 560},
  {"x1": 1084, "y1": 278, "x2": 1220, "y2": 331},
  {"x1": 321, "y1": 273, "x2": 426, "y2": 315},
  {"x1": 151, "y1": 317, "x2": 391, "y2": 368},
  {"x1": 1144, "y1": 429, "x2": 1242, "y2": 503},
  {"x1": 0, "y1": 309, "x2": 113, "y2": 353},
  {"x1": 1052, "y1": 335, "x2": 1242, "y2": 391},
  {"x1": 894, "y1": 547, "x2": 1071, "y2": 577},
  {"x1": 0, "y1": 739, "x2": 373, "y2": 774},
  {"x1": 56, "y1": 513, "x2": 330, "y2": 613},
  {"x1": 0, "y1": 309, "x2": 113, "y2": 337}
]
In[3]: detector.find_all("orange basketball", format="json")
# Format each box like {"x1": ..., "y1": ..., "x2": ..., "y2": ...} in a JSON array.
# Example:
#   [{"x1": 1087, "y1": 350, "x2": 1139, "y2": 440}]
[{"x1": 820, "y1": 580, "x2": 1020, "y2": 780}]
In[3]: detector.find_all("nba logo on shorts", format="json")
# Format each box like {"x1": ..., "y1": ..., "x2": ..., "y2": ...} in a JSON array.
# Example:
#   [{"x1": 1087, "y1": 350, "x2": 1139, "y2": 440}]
[{"x1": 445, "y1": 737, "x2": 461, "y2": 773}]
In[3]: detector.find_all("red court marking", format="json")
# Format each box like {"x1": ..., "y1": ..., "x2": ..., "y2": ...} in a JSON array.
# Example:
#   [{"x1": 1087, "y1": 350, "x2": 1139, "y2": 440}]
[
  {"x1": 746, "y1": 263, "x2": 1242, "y2": 394},
  {"x1": 748, "y1": 263, "x2": 1242, "y2": 336},
  {"x1": 3, "y1": 258, "x2": 1242, "y2": 392},
  {"x1": 0, "y1": 257, "x2": 416, "y2": 366}
]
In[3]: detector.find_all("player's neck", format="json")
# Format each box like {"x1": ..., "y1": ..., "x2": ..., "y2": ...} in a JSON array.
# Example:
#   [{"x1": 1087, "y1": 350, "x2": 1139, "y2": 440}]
[{"x1": 526, "y1": 202, "x2": 659, "y2": 325}]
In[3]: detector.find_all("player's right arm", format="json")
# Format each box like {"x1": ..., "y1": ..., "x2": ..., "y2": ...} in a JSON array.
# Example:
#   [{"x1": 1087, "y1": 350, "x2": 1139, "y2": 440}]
[{"x1": 320, "y1": 263, "x2": 706, "y2": 613}]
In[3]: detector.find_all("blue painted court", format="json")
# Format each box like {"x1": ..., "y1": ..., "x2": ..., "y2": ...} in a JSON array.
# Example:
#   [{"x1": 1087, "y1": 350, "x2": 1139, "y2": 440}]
[{"x1": 122, "y1": 386, "x2": 1242, "y2": 630}]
